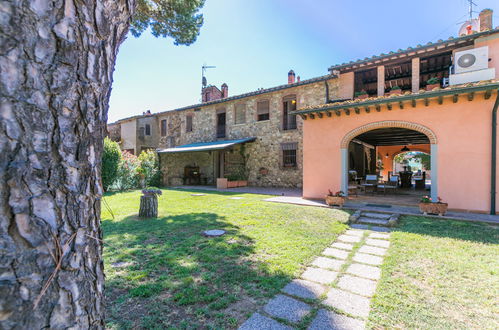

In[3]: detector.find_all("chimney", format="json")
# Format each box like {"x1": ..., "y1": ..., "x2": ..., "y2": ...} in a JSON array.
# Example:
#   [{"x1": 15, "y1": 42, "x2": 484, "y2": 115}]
[
  {"x1": 221, "y1": 83, "x2": 228, "y2": 98},
  {"x1": 297, "y1": 76, "x2": 301, "y2": 82},
  {"x1": 479, "y1": 9, "x2": 493, "y2": 32},
  {"x1": 288, "y1": 70, "x2": 295, "y2": 84}
]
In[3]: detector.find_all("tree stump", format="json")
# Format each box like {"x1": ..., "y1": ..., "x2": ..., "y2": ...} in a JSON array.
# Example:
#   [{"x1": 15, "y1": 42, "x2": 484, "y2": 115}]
[{"x1": 139, "y1": 194, "x2": 158, "y2": 218}]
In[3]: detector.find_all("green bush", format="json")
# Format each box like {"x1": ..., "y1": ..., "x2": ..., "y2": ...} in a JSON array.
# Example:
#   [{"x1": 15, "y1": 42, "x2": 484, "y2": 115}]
[
  {"x1": 102, "y1": 137, "x2": 121, "y2": 191},
  {"x1": 111, "y1": 150, "x2": 140, "y2": 191},
  {"x1": 138, "y1": 150, "x2": 161, "y2": 187}
]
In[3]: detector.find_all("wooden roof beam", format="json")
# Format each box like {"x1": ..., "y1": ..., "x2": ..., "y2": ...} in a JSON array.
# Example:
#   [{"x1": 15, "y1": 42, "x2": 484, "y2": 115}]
[
  {"x1": 468, "y1": 92, "x2": 474, "y2": 101},
  {"x1": 317, "y1": 112, "x2": 323, "y2": 118},
  {"x1": 453, "y1": 94, "x2": 458, "y2": 103},
  {"x1": 485, "y1": 90, "x2": 492, "y2": 100},
  {"x1": 375, "y1": 104, "x2": 381, "y2": 112}
]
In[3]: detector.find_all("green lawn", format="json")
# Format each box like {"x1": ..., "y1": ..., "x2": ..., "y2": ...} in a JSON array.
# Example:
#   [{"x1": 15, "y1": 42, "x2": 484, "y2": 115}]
[
  {"x1": 102, "y1": 189, "x2": 499, "y2": 329},
  {"x1": 101, "y1": 189, "x2": 348, "y2": 329},
  {"x1": 370, "y1": 216, "x2": 499, "y2": 329}
]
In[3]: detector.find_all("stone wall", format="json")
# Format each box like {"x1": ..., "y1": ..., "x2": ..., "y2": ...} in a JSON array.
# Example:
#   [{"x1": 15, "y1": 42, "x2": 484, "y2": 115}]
[
  {"x1": 160, "y1": 151, "x2": 215, "y2": 186},
  {"x1": 136, "y1": 115, "x2": 158, "y2": 153},
  {"x1": 157, "y1": 78, "x2": 339, "y2": 187}
]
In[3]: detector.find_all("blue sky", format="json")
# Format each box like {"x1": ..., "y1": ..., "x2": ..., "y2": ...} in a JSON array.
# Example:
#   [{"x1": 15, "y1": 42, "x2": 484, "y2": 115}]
[{"x1": 108, "y1": 0, "x2": 498, "y2": 122}]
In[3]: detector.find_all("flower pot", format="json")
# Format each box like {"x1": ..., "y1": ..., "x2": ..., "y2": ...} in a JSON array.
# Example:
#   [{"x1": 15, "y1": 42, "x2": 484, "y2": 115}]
[
  {"x1": 216, "y1": 178, "x2": 228, "y2": 189},
  {"x1": 390, "y1": 90, "x2": 402, "y2": 96},
  {"x1": 426, "y1": 83, "x2": 440, "y2": 91},
  {"x1": 356, "y1": 94, "x2": 368, "y2": 100},
  {"x1": 237, "y1": 180, "x2": 248, "y2": 187},
  {"x1": 227, "y1": 180, "x2": 238, "y2": 188},
  {"x1": 325, "y1": 195, "x2": 346, "y2": 207},
  {"x1": 419, "y1": 202, "x2": 448, "y2": 216}
]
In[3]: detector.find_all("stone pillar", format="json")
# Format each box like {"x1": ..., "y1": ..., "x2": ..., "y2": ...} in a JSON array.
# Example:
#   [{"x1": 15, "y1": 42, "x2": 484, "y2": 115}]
[
  {"x1": 341, "y1": 148, "x2": 349, "y2": 195},
  {"x1": 377, "y1": 66, "x2": 385, "y2": 97},
  {"x1": 412, "y1": 57, "x2": 420, "y2": 93},
  {"x1": 430, "y1": 144, "x2": 438, "y2": 202}
]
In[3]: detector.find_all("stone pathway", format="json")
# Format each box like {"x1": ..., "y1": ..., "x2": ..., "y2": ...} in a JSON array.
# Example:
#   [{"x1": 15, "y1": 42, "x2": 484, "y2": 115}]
[{"x1": 239, "y1": 227, "x2": 391, "y2": 329}]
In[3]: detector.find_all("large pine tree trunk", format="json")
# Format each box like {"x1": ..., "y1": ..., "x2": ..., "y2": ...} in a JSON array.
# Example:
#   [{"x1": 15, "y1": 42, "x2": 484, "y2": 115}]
[{"x1": 0, "y1": 0, "x2": 134, "y2": 328}]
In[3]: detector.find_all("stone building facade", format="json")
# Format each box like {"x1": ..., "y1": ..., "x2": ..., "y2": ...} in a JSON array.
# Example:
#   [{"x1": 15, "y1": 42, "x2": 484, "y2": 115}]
[{"x1": 155, "y1": 74, "x2": 339, "y2": 187}]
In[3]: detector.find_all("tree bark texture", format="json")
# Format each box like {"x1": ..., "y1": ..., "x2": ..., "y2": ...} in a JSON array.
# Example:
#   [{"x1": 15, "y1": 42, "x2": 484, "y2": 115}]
[
  {"x1": 0, "y1": 0, "x2": 134, "y2": 328},
  {"x1": 139, "y1": 195, "x2": 158, "y2": 218}
]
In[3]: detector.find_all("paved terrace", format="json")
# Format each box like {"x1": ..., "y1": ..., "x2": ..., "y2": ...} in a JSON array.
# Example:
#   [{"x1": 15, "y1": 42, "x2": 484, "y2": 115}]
[{"x1": 174, "y1": 186, "x2": 499, "y2": 225}]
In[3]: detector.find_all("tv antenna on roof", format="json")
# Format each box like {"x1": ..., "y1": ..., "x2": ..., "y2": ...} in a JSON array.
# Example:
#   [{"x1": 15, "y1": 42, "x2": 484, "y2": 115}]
[
  {"x1": 202, "y1": 64, "x2": 216, "y2": 88},
  {"x1": 466, "y1": 0, "x2": 477, "y2": 22}
]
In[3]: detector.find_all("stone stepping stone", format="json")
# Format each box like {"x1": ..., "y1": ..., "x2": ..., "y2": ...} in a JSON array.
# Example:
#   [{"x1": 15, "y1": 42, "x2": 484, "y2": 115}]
[
  {"x1": 358, "y1": 217, "x2": 389, "y2": 225},
  {"x1": 323, "y1": 288, "x2": 371, "y2": 318},
  {"x1": 322, "y1": 248, "x2": 349, "y2": 260},
  {"x1": 282, "y1": 279, "x2": 327, "y2": 300},
  {"x1": 337, "y1": 234, "x2": 362, "y2": 243},
  {"x1": 365, "y1": 238, "x2": 390, "y2": 248},
  {"x1": 331, "y1": 242, "x2": 354, "y2": 251},
  {"x1": 308, "y1": 309, "x2": 365, "y2": 330},
  {"x1": 229, "y1": 197, "x2": 243, "y2": 200},
  {"x1": 369, "y1": 232, "x2": 390, "y2": 240},
  {"x1": 338, "y1": 275, "x2": 377, "y2": 297},
  {"x1": 263, "y1": 294, "x2": 311, "y2": 323},
  {"x1": 347, "y1": 263, "x2": 381, "y2": 281},
  {"x1": 370, "y1": 226, "x2": 391, "y2": 232},
  {"x1": 350, "y1": 224, "x2": 369, "y2": 230},
  {"x1": 363, "y1": 212, "x2": 390, "y2": 219},
  {"x1": 345, "y1": 229, "x2": 364, "y2": 237},
  {"x1": 203, "y1": 229, "x2": 226, "y2": 237},
  {"x1": 239, "y1": 312, "x2": 292, "y2": 330},
  {"x1": 353, "y1": 252, "x2": 383, "y2": 266},
  {"x1": 301, "y1": 267, "x2": 338, "y2": 285},
  {"x1": 358, "y1": 245, "x2": 387, "y2": 256},
  {"x1": 191, "y1": 193, "x2": 206, "y2": 196},
  {"x1": 311, "y1": 257, "x2": 345, "y2": 271}
]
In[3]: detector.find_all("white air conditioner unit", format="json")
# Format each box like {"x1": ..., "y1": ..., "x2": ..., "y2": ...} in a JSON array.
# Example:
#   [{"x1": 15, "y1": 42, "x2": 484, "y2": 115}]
[
  {"x1": 449, "y1": 46, "x2": 495, "y2": 85},
  {"x1": 454, "y1": 46, "x2": 489, "y2": 73}
]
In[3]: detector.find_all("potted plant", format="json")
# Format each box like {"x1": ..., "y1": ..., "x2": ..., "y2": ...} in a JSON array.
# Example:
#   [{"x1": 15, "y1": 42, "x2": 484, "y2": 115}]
[
  {"x1": 354, "y1": 90, "x2": 369, "y2": 100},
  {"x1": 325, "y1": 190, "x2": 346, "y2": 207},
  {"x1": 390, "y1": 86, "x2": 402, "y2": 96},
  {"x1": 225, "y1": 174, "x2": 239, "y2": 188},
  {"x1": 419, "y1": 196, "x2": 448, "y2": 216},
  {"x1": 426, "y1": 77, "x2": 440, "y2": 91}
]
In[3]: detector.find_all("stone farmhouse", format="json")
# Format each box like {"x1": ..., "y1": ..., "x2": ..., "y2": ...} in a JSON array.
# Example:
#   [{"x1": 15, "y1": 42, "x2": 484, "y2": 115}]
[{"x1": 109, "y1": 9, "x2": 499, "y2": 213}]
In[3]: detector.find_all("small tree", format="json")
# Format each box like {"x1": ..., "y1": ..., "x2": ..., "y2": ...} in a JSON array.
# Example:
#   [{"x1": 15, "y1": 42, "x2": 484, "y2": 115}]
[
  {"x1": 138, "y1": 150, "x2": 161, "y2": 187},
  {"x1": 102, "y1": 138, "x2": 122, "y2": 191}
]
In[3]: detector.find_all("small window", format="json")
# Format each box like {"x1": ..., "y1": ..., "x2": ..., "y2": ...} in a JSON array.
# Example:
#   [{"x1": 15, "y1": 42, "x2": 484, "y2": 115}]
[
  {"x1": 145, "y1": 124, "x2": 151, "y2": 136},
  {"x1": 283, "y1": 96, "x2": 297, "y2": 130},
  {"x1": 234, "y1": 103, "x2": 246, "y2": 124},
  {"x1": 186, "y1": 114, "x2": 193, "y2": 132},
  {"x1": 257, "y1": 100, "x2": 270, "y2": 121},
  {"x1": 161, "y1": 119, "x2": 167, "y2": 136},
  {"x1": 281, "y1": 142, "x2": 298, "y2": 168}
]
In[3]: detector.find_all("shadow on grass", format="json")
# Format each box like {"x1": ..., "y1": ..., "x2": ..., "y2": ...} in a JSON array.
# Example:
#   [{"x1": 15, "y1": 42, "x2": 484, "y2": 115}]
[
  {"x1": 102, "y1": 212, "x2": 293, "y2": 328},
  {"x1": 394, "y1": 215, "x2": 499, "y2": 244}
]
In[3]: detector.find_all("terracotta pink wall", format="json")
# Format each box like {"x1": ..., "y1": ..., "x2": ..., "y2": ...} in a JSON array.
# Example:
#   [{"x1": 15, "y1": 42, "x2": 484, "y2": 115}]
[
  {"x1": 377, "y1": 144, "x2": 431, "y2": 178},
  {"x1": 303, "y1": 93, "x2": 498, "y2": 212},
  {"x1": 475, "y1": 35, "x2": 499, "y2": 79}
]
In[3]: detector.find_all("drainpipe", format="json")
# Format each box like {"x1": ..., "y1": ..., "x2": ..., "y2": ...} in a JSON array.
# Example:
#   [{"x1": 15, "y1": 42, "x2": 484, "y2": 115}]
[{"x1": 491, "y1": 89, "x2": 499, "y2": 215}]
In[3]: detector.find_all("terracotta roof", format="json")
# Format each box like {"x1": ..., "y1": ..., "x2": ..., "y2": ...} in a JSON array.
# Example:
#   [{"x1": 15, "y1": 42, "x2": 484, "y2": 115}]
[
  {"x1": 328, "y1": 28, "x2": 499, "y2": 72},
  {"x1": 294, "y1": 80, "x2": 499, "y2": 115}
]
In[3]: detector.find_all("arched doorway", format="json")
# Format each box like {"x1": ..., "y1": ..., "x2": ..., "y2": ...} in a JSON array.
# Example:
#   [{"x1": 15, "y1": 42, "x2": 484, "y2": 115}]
[{"x1": 341, "y1": 121, "x2": 438, "y2": 202}]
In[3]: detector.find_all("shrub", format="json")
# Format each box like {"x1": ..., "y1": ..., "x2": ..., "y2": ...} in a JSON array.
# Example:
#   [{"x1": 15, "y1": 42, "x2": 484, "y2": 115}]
[
  {"x1": 101, "y1": 137, "x2": 121, "y2": 191},
  {"x1": 426, "y1": 77, "x2": 440, "y2": 85},
  {"x1": 391, "y1": 85, "x2": 401, "y2": 90},
  {"x1": 138, "y1": 150, "x2": 161, "y2": 187},
  {"x1": 111, "y1": 150, "x2": 140, "y2": 191}
]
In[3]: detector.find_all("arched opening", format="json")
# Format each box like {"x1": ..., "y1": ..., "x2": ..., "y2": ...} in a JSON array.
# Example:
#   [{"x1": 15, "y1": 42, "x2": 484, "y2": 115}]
[{"x1": 341, "y1": 121, "x2": 437, "y2": 205}]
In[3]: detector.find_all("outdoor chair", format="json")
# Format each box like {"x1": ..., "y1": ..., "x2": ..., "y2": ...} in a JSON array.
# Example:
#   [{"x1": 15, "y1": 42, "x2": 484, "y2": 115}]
[
  {"x1": 377, "y1": 175, "x2": 399, "y2": 195},
  {"x1": 360, "y1": 174, "x2": 378, "y2": 194}
]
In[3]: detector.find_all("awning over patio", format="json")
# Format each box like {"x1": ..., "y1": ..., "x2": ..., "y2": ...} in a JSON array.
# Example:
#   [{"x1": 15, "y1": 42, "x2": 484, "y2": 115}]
[{"x1": 157, "y1": 137, "x2": 256, "y2": 153}]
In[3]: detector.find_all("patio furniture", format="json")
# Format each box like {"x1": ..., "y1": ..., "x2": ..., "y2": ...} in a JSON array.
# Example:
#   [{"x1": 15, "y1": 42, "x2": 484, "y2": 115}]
[
  {"x1": 377, "y1": 175, "x2": 399, "y2": 195},
  {"x1": 399, "y1": 171, "x2": 413, "y2": 188},
  {"x1": 360, "y1": 174, "x2": 378, "y2": 194},
  {"x1": 414, "y1": 172, "x2": 426, "y2": 189},
  {"x1": 348, "y1": 184, "x2": 359, "y2": 196}
]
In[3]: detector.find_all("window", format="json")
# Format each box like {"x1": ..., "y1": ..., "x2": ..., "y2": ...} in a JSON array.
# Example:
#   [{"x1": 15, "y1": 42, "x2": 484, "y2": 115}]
[
  {"x1": 186, "y1": 114, "x2": 193, "y2": 132},
  {"x1": 283, "y1": 96, "x2": 297, "y2": 130},
  {"x1": 216, "y1": 109, "x2": 226, "y2": 138},
  {"x1": 161, "y1": 119, "x2": 167, "y2": 136},
  {"x1": 281, "y1": 142, "x2": 298, "y2": 168},
  {"x1": 145, "y1": 124, "x2": 151, "y2": 136},
  {"x1": 234, "y1": 103, "x2": 246, "y2": 124},
  {"x1": 257, "y1": 100, "x2": 270, "y2": 121}
]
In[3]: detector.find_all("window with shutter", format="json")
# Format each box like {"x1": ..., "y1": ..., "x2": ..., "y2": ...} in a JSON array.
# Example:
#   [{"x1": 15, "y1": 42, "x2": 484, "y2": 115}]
[
  {"x1": 257, "y1": 100, "x2": 270, "y2": 121},
  {"x1": 161, "y1": 119, "x2": 167, "y2": 136},
  {"x1": 186, "y1": 115, "x2": 193, "y2": 132},
  {"x1": 282, "y1": 96, "x2": 297, "y2": 130},
  {"x1": 234, "y1": 104, "x2": 246, "y2": 124}
]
